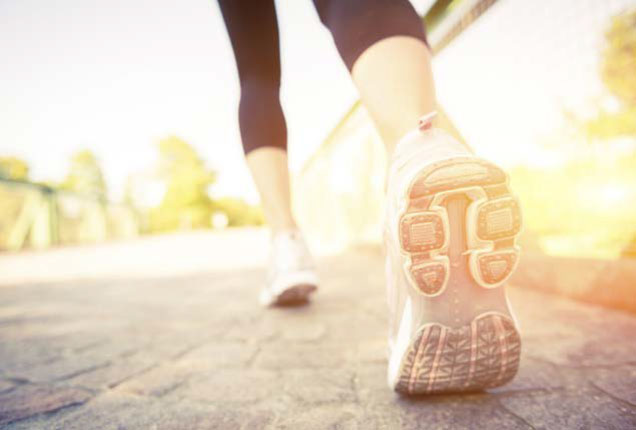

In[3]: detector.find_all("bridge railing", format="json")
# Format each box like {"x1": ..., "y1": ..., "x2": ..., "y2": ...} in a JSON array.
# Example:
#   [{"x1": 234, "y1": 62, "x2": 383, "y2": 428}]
[{"x1": 0, "y1": 179, "x2": 138, "y2": 252}]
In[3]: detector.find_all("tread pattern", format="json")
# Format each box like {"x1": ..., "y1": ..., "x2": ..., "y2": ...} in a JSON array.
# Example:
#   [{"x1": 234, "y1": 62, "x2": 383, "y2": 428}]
[
  {"x1": 400, "y1": 158, "x2": 522, "y2": 293},
  {"x1": 395, "y1": 314, "x2": 521, "y2": 395}
]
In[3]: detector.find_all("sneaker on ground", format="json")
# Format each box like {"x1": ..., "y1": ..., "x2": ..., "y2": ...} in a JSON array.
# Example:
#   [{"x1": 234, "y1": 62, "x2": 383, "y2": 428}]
[
  {"x1": 260, "y1": 230, "x2": 318, "y2": 306},
  {"x1": 385, "y1": 113, "x2": 522, "y2": 395}
]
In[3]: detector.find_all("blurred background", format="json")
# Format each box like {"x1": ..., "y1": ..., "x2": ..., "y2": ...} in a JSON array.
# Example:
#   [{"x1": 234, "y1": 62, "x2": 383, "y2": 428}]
[{"x1": 1, "y1": 0, "x2": 635, "y2": 259}]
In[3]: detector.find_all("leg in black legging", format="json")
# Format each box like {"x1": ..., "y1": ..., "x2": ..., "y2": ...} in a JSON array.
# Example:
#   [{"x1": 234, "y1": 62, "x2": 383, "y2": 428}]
[
  {"x1": 312, "y1": 0, "x2": 428, "y2": 71},
  {"x1": 312, "y1": 0, "x2": 434, "y2": 151},
  {"x1": 218, "y1": 0, "x2": 296, "y2": 233},
  {"x1": 218, "y1": 0, "x2": 286, "y2": 155}
]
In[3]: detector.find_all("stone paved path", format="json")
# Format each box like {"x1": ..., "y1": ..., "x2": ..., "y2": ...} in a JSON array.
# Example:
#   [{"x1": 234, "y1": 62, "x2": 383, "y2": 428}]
[{"x1": 1, "y1": 232, "x2": 636, "y2": 429}]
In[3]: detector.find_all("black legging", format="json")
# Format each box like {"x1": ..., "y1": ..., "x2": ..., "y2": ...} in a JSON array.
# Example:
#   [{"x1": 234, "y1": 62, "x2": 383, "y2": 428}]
[{"x1": 217, "y1": 0, "x2": 427, "y2": 155}]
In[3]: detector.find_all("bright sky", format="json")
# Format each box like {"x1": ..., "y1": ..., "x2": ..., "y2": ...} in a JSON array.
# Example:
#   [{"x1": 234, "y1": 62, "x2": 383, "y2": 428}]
[
  {"x1": 0, "y1": 0, "x2": 366, "y2": 202},
  {"x1": 1, "y1": 0, "x2": 632, "y2": 203},
  {"x1": 431, "y1": 0, "x2": 635, "y2": 168}
]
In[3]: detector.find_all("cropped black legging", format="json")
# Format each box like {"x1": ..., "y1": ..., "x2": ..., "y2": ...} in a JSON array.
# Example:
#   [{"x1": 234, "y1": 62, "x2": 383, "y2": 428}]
[{"x1": 217, "y1": 0, "x2": 427, "y2": 155}]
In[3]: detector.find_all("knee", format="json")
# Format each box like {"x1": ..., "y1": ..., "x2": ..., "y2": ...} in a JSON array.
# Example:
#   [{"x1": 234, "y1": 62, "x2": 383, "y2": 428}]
[{"x1": 314, "y1": 0, "x2": 428, "y2": 70}]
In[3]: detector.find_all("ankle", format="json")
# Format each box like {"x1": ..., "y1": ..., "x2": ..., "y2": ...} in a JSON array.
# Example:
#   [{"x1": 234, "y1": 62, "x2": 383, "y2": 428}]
[{"x1": 269, "y1": 221, "x2": 300, "y2": 237}]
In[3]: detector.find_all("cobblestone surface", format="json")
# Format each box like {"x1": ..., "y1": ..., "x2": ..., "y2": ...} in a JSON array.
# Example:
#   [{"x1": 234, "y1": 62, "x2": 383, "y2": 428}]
[{"x1": 1, "y1": 233, "x2": 636, "y2": 429}]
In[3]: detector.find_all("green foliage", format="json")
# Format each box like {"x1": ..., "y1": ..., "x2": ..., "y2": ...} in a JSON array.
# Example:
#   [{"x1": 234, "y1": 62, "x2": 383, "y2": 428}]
[
  {"x1": 146, "y1": 137, "x2": 265, "y2": 232},
  {"x1": 62, "y1": 150, "x2": 107, "y2": 197},
  {"x1": 510, "y1": 152, "x2": 636, "y2": 258},
  {"x1": 586, "y1": 106, "x2": 636, "y2": 139},
  {"x1": 149, "y1": 136, "x2": 216, "y2": 231},
  {"x1": 587, "y1": 9, "x2": 636, "y2": 138},
  {"x1": 602, "y1": 10, "x2": 636, "y2": 105},
  {"x1": 0, "y1": 157, "x2": 29, "y2": 181},
  {"x1": 213, "y1": 197, "x2": 264, "y2": 227}
]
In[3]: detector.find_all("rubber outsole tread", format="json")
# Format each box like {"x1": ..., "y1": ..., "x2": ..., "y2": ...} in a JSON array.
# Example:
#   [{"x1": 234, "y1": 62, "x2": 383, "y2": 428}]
[
  {"x1": 393, "y1": 157, "x2": 522, "y2": 394},
  {"x1": 273, "y1": 284, "x2": 316, "y2": 306},
  {"x1": 395, "y1": 314, "x2": 521, "y2": 394}
]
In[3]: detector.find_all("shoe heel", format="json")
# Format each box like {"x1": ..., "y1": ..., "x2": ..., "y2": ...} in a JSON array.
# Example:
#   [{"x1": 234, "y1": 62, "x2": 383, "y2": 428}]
[{"x1": 395, "y1": 313, "x2": 521, "y2": 394}]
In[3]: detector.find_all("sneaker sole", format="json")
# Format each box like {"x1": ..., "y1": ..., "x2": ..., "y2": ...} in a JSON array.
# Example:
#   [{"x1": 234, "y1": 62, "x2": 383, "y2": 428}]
[
  {"x1": 272, "y1": 283, "x2": 317, "y2": 306},
  {"x1": 394, "y1": 157, "x2": 522, "y2": 394}
]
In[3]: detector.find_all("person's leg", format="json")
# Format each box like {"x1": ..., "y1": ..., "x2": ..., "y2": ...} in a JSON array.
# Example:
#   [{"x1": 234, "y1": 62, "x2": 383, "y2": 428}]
[
  {"x1": 218, "y1": 0, "x2": 295, "y2": 233},
  {"x1": 244, "y1": 149, "x2": 296, "y2": 233},
  {"x1": 218, "y1": 0, "x2": 317, "y2": 305},
  {"x1": 352, "y1": 37, "x2": 435, "y2": 155},
  {"x1": 312, "y1": 0, "x2": 434, "y2": 156},
  {"x1": 313, "y1": 0, "x2": 522, "y2": 395}
]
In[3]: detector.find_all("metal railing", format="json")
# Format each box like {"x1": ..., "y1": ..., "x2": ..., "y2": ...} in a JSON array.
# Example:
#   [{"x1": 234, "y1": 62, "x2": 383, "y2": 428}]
[
  {"x1": 294, "y1": 0, "x2": 498, "y2": 254},
  {"x1": 0, "y1": 179, "x2": 138, "y2": 252}
]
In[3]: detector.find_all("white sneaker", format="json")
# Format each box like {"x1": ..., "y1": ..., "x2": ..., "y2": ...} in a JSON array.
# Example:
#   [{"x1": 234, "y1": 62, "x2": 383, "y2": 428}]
[
  {"x1": 260, "y1": 230, "x2": 318, "y2": 306},
  {"x1": 385, "y1": 113, "x2": 522, "y2": 394}
]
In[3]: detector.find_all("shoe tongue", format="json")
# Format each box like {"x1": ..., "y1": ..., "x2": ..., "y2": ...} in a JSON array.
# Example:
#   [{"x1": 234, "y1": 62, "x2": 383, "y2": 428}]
[{"x1": 272, "y1": 230, "x2": 306, "y2": 271}]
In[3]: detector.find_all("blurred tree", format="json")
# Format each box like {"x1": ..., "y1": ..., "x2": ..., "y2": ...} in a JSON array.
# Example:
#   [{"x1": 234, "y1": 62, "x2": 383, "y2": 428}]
[
  {"x1": 213, "y1": 197, "x2": 264, "y2": 227},
  {"x1": 62, "y1": 150, "x2": 107, "y2": 197},
  {"x1": 0, "y1": 157, "x2": 29, "y2": 181},
  {"x1": 587, "y1": 9, "x2": 636, "y2": 138},
  {"x1": 602, "y1": 10, "x2": 636, "y2": 105},
  {"x1": 150, "y1": 136, "x2": 216, "y2": 231}
]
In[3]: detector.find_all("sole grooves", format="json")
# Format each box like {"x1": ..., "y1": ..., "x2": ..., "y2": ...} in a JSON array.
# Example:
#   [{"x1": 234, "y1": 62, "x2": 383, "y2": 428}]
[
  {"x1": 393, "y1": 157, "x2": 522, "y2": 394},
  {"x1": 395, "y1": 314, "x2": 521, "y2": 394}
]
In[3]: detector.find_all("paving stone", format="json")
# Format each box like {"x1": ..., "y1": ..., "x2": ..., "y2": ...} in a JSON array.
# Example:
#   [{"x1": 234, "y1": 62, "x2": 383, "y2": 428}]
[
  {"x1": 354, "y1": 339, "x2": 387, "y2": 365},
  {"x1": 489, "y1": 356, "x2": 564, "y2": 393},
  {"x1": 0, "y1": 379, "x2": 17, "y2": 393},
  {"x1": 2, "y1": 235, "x2": 636, "y2": 428},
  {"x1": 7, "y1": 391, "x2": 261, "y2": 430},
  {"x1": 114, "y1": 362, "x2": 194, "y2": 397},
  {"x1": 356, "y1": 402, "x2": 407, "y2": 430},
  {"x1": 66, "y1": 355, "x2": 157, "y2": 390},
  {"x1": 266, "y1": 404, "x2": 361, "y2": 430},
  {"x1": 354, "y1": 365, "x2": 532, "y2": 429},
  {"x1": 499, "y1": 387, "x2": 636, "y2": 429},
  {"x1": 173, "y1": 369, "x2": 282, "y2": 404},
  {"x1": 0, "y1": 384, "x2": 92, "y2": 426},
  {"x1": 175, "y1": 341, "x2": 258, "y2": 369},
  {"x1": 524, "y1": 334, "x2": 636, "y2": 368},
  {"x1": 354, "y1": 365, "x2": 397, "y2": 404},
  {"x1": 590, "y1": 364, "x2": 636, "y2": 406},
  {"x1": 255, "y1": 343, "x2": 354, "y2": 370},
  {"x1": 223, "y1": 318, "x2": 279, "y2": 343},
  {"x1": 281, "y1": 368, "x2": 356, "y2": 404},
  {"x1": 397, "y1": 394, "x2": 532, "y2": 430},
  {"x1": 0, "y1": 337, "x2": 64, "y2": 375},
  {"x1": 279, "y1": 321, "x2": 328, "y2": 342},
  {"x1": 11, "y1": 353, "x2": 111, "y2": 383},
  {"x1": 324, "y1": 313, "x2": 387, "y2": 343}
]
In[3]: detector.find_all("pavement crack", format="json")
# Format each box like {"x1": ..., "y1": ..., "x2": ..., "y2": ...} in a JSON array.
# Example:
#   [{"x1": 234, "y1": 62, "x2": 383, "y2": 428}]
[
  {"x1": 496, "y1": 399, "x2": 537, "y2": 430},
  {"x1": 107, "y1": 361, "x2": 162, "y2": 390},
  {"x1": 246, "y1": 345, "x2": 262, "y2": 368},
  {"x1": 55, "y1": 362, "x2": 111, "y2": 382},
  {"x1": 0, "y1": 393, "x2": 89, "y2": 428},
  {"x1": 350, "y1": 371, "x2": 360, "y2": 404},
  {"x1": 589, "y1": 381, "x2": 636, "y2": 409}
]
